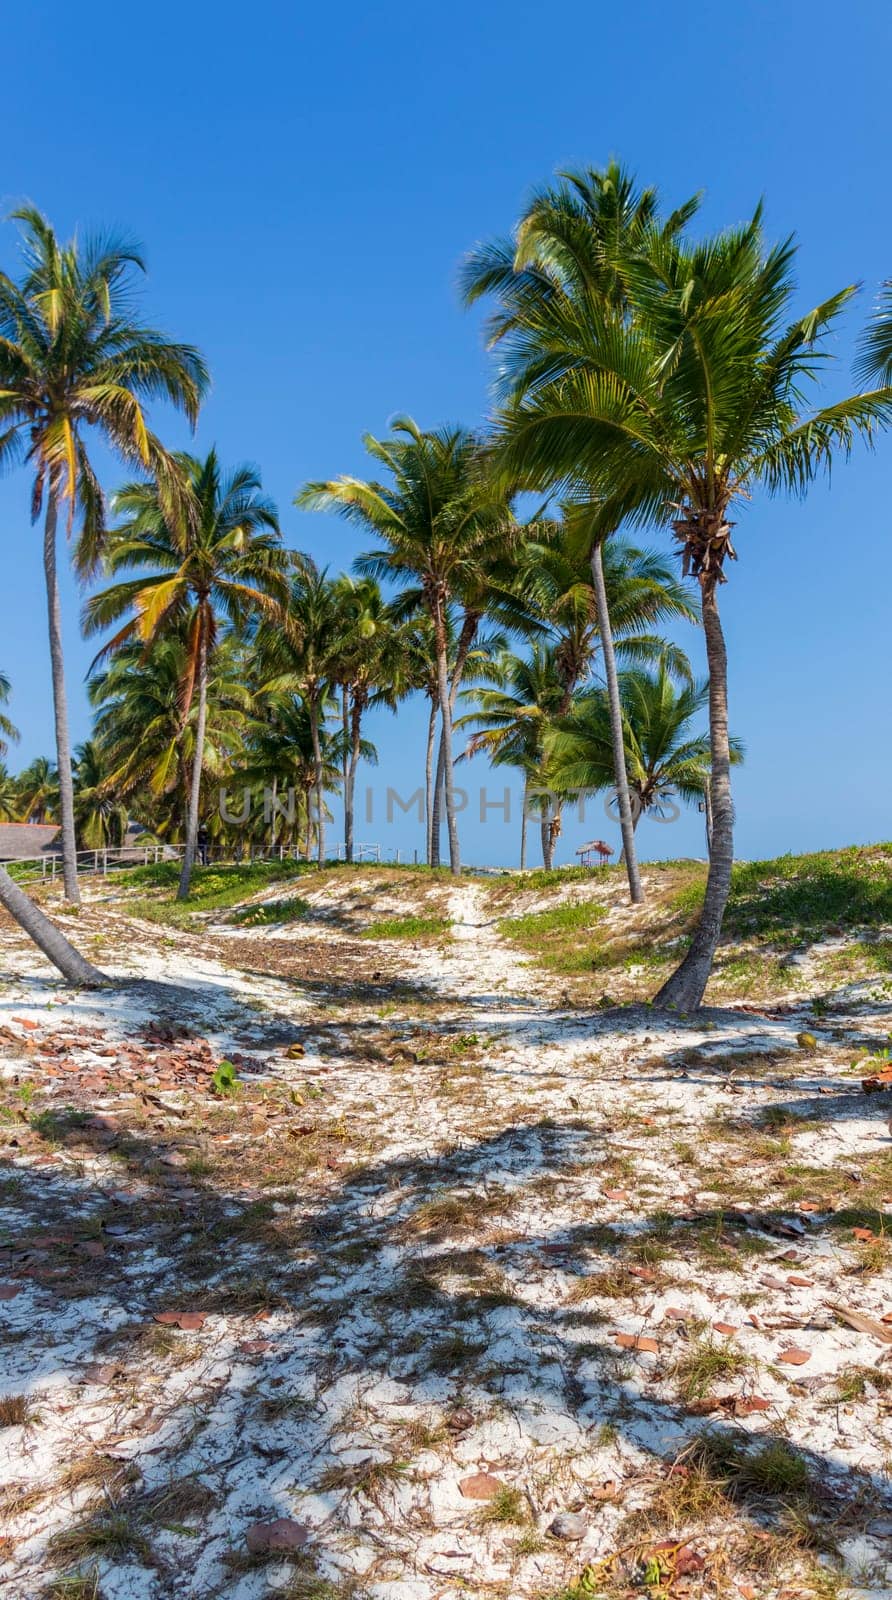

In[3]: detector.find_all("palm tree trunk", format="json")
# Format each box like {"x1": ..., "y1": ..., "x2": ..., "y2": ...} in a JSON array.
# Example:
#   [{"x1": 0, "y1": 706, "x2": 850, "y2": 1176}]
[
  {"x1": 654, "y1": 584, "x2": 732, "y2": 1011},
  {"x1": 177, "y1": 622, "x2": 208, "y2": 901},
  {"x1": 520, "y1": 774, "x2": 528, "y2": 872},
  {"x1": 424, "y1": 698, "x2": 437, "y2": 866},
  {"x1": 310, "y1": 696, "x2": 325, "y2": 865},
  {"x1": 540, "y1": 808, "x2": 553, "y2": 870},
  {"x1": 43, "y1": 488, "x2": 80, "y2": 904},
  {"x1": 430, "y1": 735, "x2": 444, "y2": 867},
  {"x1": 345, "y1": 696, "x2": 362, "y2": 864},
  {"x1": 590, "y1": 540, "x2": 643, "y2": 904},
  {"x1": 0, "y1": 865, "x2": 105, "y2": 987},
  {"x1": 433, "y1": 600, "x2": 460, "y2": 875}
]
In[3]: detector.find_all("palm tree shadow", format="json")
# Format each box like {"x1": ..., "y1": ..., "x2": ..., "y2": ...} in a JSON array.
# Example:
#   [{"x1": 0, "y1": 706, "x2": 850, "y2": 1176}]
[{"x1": 5, "y1": 1106, "x2": 892, "y2": 1594}]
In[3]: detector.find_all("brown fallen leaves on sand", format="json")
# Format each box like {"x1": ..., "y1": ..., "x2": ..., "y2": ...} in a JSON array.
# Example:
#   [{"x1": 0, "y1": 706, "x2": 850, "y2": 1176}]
[
  {"x1": 154, "y1": 1310, "x2": 206, "y2": 1331},
  {"x1": 615, "y1": 1333, "x2": 659, "y2": 1353},
  {"x1": 777, "y1": 1346, "x2": 811, "y2": 1365},
  {"x1": 459, "y1": 1472, "x2": 504, "y2": 1500},
  {"x1": 245, "y1": 1517, "x2": 310, "y2": 1553}
]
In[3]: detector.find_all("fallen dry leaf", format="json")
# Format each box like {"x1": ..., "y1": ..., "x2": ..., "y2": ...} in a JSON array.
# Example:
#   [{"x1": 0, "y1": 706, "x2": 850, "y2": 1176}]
[
  {"x1": 459, "y1": 1472, "x2": 504, "y2": 1500},
  {"x1": 713, "y1": 1321, "x2": 738, "y2": 1335},
  {"x1": 778, "y1": 1345, "x2": 811, "y2": 1365},
  {"x1": 615, "y1": 1333, "x2": 659, "y2": 1353},
  {"x1": 786, "y1": 1274, "x2": 814, "y2": 1288},
  {"x1": 153, "y1": 1310, "x2": 206, "y2": 1331},
  {"x1": 245, "y1": 1517, "x2": 310, "y2": 1553}
]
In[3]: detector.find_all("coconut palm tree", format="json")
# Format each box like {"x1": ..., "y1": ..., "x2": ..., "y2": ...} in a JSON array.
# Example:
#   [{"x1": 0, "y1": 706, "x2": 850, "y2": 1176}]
[
  {"x1": 330, "y1": 576, "x2": 408, "y2": 862},
  {"x1": 546, "y1": 656, "x2": 742, "y2": 840},
  {"x1": 457, "y1": 643, "x2": 566, "y2": 867},
  {"x1": 489, "y1": 207, "x2": 892, "y2": 1008},
  {"x1": 522, "y1": 529, "x2": 696, "y2": 710},
  {"x1": 0, "y1": 673, "x2": 20, "y2": 759},
  {"x1": 72, "y1": 740, "x2": 129, "y2": 850},
  {"x1": 856, "y1": 282, "x2": 892, "y2": 384},
  {"x1": 0, "y1": 766, "x2": 20, "y2": 822},
  {"x1": 17, "y1": 756, "x2": 59, "y2": 823},
  {"x1": 84, "y1": 450, "x2": 288, "y2": 898},
  {"x1": 462, "y1": 162, "x2": 700, "y2": 902},
  {"x1": 90, "y1": 633, "x2": 255, "y2": 843},
  {"x1": 0, "y1": 206, "x2": 207, "y2": 903},
  {"x1": 256, "y1": 562, "x2": 348, "y2": 866},
  {"x1": 298, "y1": 418, "x2": 518, "y2": 874}
]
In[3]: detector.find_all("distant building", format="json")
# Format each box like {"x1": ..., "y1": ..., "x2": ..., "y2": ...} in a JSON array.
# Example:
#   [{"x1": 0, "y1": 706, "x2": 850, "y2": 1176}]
[{"x1": 0, "y1": 823, "x2": 62, "y2": 862}]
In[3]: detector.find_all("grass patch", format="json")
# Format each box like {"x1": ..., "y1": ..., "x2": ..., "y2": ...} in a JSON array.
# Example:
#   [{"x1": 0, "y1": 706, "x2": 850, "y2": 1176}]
[
  {"x1": 497, "y1": 901, "x2": 608, "y2": 973},
  {"x1": 230, "y1": 895, "x2": 309, "y2": 926},
  {"x1": 726, "y1": 844, "x2": 892, "y2": 937},
  {"x1": 122, "y1": 858, "x2": 313, "y2": 919},
  {"x1": 673, "y1": 1332, "x2": 751, "y2": 1401},
  {"x1": 360, "y1": 915, "x2": 451, "y2": 940}
]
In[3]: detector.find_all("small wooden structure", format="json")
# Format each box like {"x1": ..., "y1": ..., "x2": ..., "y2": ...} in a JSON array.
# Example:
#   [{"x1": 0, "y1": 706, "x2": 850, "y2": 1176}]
[{"x1": 576, "y1": 839, "x2": 613, "y2": 868}]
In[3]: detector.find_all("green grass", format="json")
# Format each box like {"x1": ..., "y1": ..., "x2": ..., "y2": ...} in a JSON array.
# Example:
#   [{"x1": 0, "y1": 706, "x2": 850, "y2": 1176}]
[
  {"x1": 230, "y1": 895, "x2": 310, "y2": 926},
  {"x1": 493, "y1": 864, "x2": 619, "y2": 894},
  {"x1": 125, "y1": 857, "x2": 312, "y2": 903},
  {"x1": 726, "y1": 844, "x2": 892, "y2": 935},
  {"x1": 496, "y1": 900, "x2": 611, "y2": 974},
  {"x1": 360, "y1": 914, "x2": 451, "y2": 940}
]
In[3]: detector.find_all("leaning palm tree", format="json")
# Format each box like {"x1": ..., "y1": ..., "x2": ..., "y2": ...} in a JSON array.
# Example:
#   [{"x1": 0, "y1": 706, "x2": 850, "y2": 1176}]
[
  {"x1": 462, "y1": 161, "x2": 699, "y2": 902},
  {"x1": 298, "y1": 417, "x2": 518, "y2": 874},
  {"x1": 490, "y1": 206, "x2": 892, "y2": 1008},
  {"x1": 84, "y1": 450, "x2": 288, "y2": 898},
  {"x1": 0, "y1": 206, "x2": 207, "y2": 903}
]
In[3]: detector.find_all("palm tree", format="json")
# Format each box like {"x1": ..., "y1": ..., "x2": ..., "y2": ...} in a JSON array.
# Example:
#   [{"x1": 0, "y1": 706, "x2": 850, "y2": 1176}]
[
  {"x1": 298, "y1": 417, "x2": 518, "y2": 874},
  {"x1": 257, "y1": 562, "x2": 347, "y2": 866},
  {"x1": 457, "y1": 643, "x2": 565, "y2": 867},
  {"x1": 462, "y1": 162, "x2": 699, "y2": 902},
  {"x1": 489, "y1": 206, "x2": 892, "y2": 1008},
  {"x1": 856, "y1": 283, "x2": 892, "y2": 384},
  {"x1": 0, "y1": 766, "x2": 20, "y2": 822},
  {"x1": 84, "y1": 450, "x2": 288, "y2": 898},
  {"x1": 0, "y1": 673, "x2": 20, "y2": 759},
  {"x1": 0, "y1": 207, "x2": 207, "y2": 903},
  {"x1": 17, "y1": 756, "x2": 59, "y2": 823},
  {"x1": 90, "y1": 632, "x2": 254, "y2": 842},
  {"x1": 331, "y1": 575, "x2": 405, "y2": 862},
  {"x1": 238, "y1": 689, "x2": 345, "y2": 859},
  {"x1": 547, "y1": 656, "x2": 742, "y2": 839},
  {"x1": 72, "y1": 740, "x2": 129, "y2": 850},
  {"x1": 516, "y1": 525, "x2": 696, "y2": 861}
]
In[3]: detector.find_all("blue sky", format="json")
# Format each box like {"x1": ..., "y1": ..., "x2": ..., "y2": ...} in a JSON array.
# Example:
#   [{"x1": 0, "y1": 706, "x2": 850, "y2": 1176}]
[{"x1": 3, "y1": 0, "x2": 890, "y2": 868}]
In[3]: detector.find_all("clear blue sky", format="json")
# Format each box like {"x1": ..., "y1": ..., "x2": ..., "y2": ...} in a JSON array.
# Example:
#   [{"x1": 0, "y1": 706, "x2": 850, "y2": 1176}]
[{"x1": 3, "y1": 0, "x2": 890, "y2": 867}]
